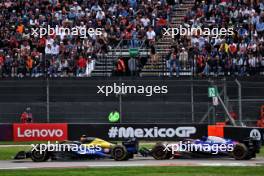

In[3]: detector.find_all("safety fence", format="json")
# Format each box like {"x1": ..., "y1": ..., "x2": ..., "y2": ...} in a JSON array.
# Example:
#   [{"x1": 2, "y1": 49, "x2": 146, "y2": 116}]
[{"x1": 0, "y1": 78, "x2": 263, "y2": 126}]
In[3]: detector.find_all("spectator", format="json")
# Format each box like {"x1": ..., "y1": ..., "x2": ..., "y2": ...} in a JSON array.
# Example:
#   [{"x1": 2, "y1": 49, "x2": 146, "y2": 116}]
[
  {"x1": 59, "y1": 58, "x2": 69, "y2": 77},
  {"x1": 45, "y1": 44, "x2": 53, "y2": 59},
  {"x1": 150, "y1": 45, "x2": 159, "y2": 68},
  {"x1": 115, "y1": 57, "x2": 126, "y2": 76},
  {"x1": 20, "y1": 107, "x2": 33, "y2": 123},
  {"x1": 146, "y1": 27, "x2": 156, "y2": 46},
  {"x1": 128, "y1": 57, "x2": 137, "y2": 76},
  {"x1": 51, "y1": 42, "x2": 60, "y2": 57},
  {"x1": 26, "y1": 56, "x2": 33, "y2": 76},
  {"x1": 85, "y1": 56, "x2": 95, "y2": 77},
  {"x1": 77, "y1": 56, "x2": 87, "y2": 77},
  {"x1": 0, "y1": 52, "x2": 4, "y2": 77},
  {"x1": 179, "y1": 48, "x2": 188, "y2": 70},
  {"x1": 169, "y1": 51, "x2": 180, "y2": 77},
  {"x1": 131, "y1": 28, "x2": 139, "y2": 48},
  {"x1": 140, "y1": 15, "x2": 151, "y2": 28}
]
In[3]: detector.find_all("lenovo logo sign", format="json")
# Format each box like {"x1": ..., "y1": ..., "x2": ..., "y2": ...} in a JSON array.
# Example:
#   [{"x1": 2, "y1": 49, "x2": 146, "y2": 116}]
[
  {"x1": 13, "y1": 123, "x2": 68, "y2": 141},
  {"x1": 17, "y1": 128, "x2": 64, "y2": 138}
]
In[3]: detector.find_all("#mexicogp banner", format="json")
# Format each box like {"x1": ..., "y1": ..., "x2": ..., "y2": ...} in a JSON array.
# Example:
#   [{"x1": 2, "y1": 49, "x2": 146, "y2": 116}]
[
  {"x1": 0, "y1": 123, "x2": 263, "y2": 142},
  {"x1": 68, "y1": 124, "x2": 208, "y2": 141}
]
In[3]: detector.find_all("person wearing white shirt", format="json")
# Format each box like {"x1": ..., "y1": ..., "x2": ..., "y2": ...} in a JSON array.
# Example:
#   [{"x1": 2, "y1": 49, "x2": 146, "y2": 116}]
[
  {"x1": 85, "y1": 56, "x2": 95, "y2": 77},
  {"x1": 72, "y1": 2, "x2": 81, "y2": 12},
  {"x1": 191, "y1": 36, "x2": 199, "y2": 46},
  {"x1": 146, "y1": 27, "x2": 156, "y2": 45},
  {"x1": 51, "y1": 43, "x2": 60, "y2": 56},
  {"x1": 108, "y1": 5, "x2": 116, "y2": 14},
  {"x1": 59, "y1": 59, "x2": 69, "y2": 77},
  {"x1": 45, "y1": 44, "x2": 52, "y2": 54},
  {"x1": 179, "y1": 48, "x2": 188, "y2": 70},
  {"x1": 91, "y1": 4, "x2": 102, "y2": 12},
  {"x1": 96, "y1": 10, "x2": 105, "y2": 20},
  {"x1": 45, "y1": 44, "x2": 53, "y2": 59},
  {"x1": 46, "y1": 36, "x2": 54, "y2": 46},
  {"x1": 140, "y1": 16, "x2": 150, "y2": 27}
]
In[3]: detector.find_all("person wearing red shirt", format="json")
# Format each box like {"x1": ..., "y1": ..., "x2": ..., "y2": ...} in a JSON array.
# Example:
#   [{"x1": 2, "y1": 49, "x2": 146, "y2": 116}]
[
  {"x1": 0, "y1": 54, "x2": 4, "y2": 78},
  {"x1": 157, "y1": 17, "x2": 167, "y2": 27},
  {"x1": 197, "y1": 54, "x2": 205, "y2": 74},
  {"x1": 77, "y1": 56, "x2": 87, "y2": 77},
  {"x1": 37, "y1": 37, "x2": 46, "y2": 53},
  {"x1": 116, "y1": 58, "x2": 126, "y2": 76},
  {"x1": 20, "y1": 107, "x2": 33, "y2": 123},
  {"x1": 156, "y1": 17, "x2": 167, "y2": 37},
  {"x1": 229, "y1": 43, "x2": 237, "y2": 57},
  {"x1": 123, "y1": 28, "x2": 132, "y2": 47},
  {"x1": 20, "y1": 112, "x2": 28, "y2": 123}
]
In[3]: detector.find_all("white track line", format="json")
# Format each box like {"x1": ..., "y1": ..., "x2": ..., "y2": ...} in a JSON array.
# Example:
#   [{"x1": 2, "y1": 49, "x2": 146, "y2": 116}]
[
  {"x1": 0, "y1": 167, "x2": 29, "y2": 170},
  {"x1": 0, "y1": 145, "x2": 30, "y2": 147}
]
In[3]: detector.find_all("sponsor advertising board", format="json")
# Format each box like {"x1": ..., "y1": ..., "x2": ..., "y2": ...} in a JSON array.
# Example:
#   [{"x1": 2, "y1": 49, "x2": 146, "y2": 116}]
[
  {"x1": 0, "y1": 123, "x2": 262, "y2": 142},
  {"x1": 68, "y1": 124, "x2": 208, "y2": 141},
  {"x1": 224, "y1": 127, "x2": 264, "y2": 141},
  {"x1": 13, "y1": 123, "x2": 68, "y2": 141}
]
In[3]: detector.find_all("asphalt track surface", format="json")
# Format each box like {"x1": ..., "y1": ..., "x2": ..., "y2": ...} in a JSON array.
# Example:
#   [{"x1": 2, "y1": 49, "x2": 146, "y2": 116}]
[{"x1": 1, "y1": 157, "x2": 264, "y2": 169}]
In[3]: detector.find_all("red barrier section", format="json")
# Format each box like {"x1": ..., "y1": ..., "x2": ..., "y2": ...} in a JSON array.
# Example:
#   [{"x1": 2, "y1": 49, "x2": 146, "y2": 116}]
[
  {"x1": 208, "y1": 125, "x2": 224, "y2": 137},
  {"x1": 13, "y1": 123, "x2": 68, "y2": 141}
]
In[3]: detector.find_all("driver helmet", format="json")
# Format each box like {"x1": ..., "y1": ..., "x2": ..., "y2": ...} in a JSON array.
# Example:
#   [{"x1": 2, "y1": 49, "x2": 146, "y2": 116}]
[
  {"x1": 201, "y1": 136, "x2": 207, "y2": 141},
  {"x1": 80, "y1": 135, "x2": 87, "y2": 142}
]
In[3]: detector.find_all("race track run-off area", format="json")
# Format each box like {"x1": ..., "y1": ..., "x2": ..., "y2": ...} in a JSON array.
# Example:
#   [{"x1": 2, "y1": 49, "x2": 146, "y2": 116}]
[{"x1": 1, "y1": 157, "x2": 264, "y2": 170}]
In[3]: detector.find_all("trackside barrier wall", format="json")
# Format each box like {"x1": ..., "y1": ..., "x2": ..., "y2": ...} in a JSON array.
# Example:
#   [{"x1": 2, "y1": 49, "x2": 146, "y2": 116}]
[
  {"x1": 68, "y1": 124, "x2": 208, "y2": 141},
  {"x1": 208, "y1": 125, "x2": 264, "y2": 142},
  {"x1": 0, "y1": 124, "x2": 13, "y2": 141},
  {"x1": 0, "y1": 123, "x2": 263, "y2": 142},
  {"x1": 224, "y1": 127, "x2": 264, "y2": 141}
]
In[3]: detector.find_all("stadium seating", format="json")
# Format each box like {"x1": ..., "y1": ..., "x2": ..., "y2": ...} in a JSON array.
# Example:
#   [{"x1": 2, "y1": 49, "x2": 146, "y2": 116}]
[{"x1": 0, "y1": 0, "x2": 263, "y2": 77}]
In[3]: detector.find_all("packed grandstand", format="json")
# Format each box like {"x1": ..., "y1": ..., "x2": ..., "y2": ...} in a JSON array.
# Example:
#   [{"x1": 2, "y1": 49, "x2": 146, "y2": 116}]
[{"x1": 0, "y1": 0, "x2": 263, "y2": 77}]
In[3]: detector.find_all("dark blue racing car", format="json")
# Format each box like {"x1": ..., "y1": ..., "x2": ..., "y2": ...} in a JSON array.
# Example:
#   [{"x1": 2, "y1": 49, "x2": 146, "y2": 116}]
[{"x1": 150, "y1": 136, "x2": 261, "y2": 160}]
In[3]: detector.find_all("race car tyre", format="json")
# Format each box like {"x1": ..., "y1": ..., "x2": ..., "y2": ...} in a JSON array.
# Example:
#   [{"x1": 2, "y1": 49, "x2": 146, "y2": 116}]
[
  {"x1": 151, "y1": 143, "x2": 169, "y2": 160},
  {"x1": 112, "y1": 145, "x2": 128, "y2": 161},
  {"x1": 123, "y1": 152, "x2": 133, "y2": 161},
  {"x1": 165, "y1": 150, "x2": 173, "y2": 159},
  {"x1": 233, "y1": 143, "x2": 248, "y2": 160},
  {"x1": 243, "y1": 151, "x2": 255, "y2": 160},
  {"x1": 31, "y1": 145, "x2": 50, "y2": 162}
]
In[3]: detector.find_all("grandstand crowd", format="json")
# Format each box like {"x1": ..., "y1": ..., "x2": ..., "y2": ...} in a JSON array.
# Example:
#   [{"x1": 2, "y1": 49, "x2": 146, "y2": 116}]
[
  {"x1": 168, "y1": 0, "x2": 264, "y2": 77},
  {"x1": 0, "y1": 0, "x2": 263, "y2": 77},
  {"x1": 0, "y1": 0, "x2": 170, "y2": 77}
]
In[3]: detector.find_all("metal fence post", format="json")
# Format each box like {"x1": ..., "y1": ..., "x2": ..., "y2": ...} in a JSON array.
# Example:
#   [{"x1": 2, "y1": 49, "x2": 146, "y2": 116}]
[
  {"x1": 191, "y1": 80, "x2": 194, "y2": 123},
  {"x1": 44, "y1": 53, "x2": 50, "y2": 123},
  {"x1": 235, "y1": 79, "x2": 242, "y2": 124},
  {"x1": 223, "y1": 78, "x2": 228, "y2": 119},
  {"x1": 46, "y1": 77, "x2": 50, "y2": 123}
]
